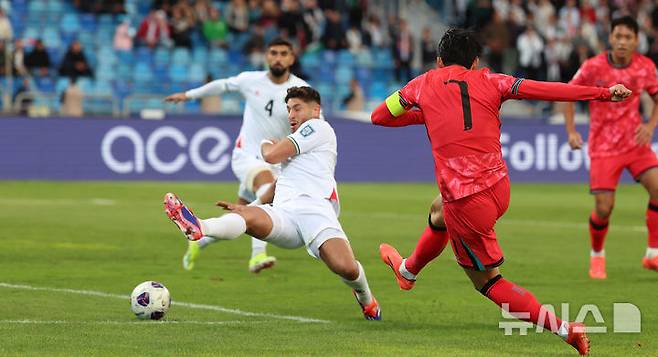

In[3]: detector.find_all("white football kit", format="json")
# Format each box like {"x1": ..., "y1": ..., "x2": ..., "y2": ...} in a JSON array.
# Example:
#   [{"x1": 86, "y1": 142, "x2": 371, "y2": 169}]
[
  {"x1": 259, "y1": 119, "x2": 347, "y2": 258},
  {"x1": 186, "y1": 71, "x2": 310, "y2": 201}
]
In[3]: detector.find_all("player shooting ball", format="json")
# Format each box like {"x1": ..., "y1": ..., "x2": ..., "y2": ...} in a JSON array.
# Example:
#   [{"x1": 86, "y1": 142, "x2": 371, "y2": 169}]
[{"x1": 370, "y1": 28, "x2": 631, "y2": 355}]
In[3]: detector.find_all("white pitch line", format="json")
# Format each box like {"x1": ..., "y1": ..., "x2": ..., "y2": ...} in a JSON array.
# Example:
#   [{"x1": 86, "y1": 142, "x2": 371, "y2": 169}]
[
  {"x1": 0, "y1": 283, "x2": 330, "y2": 324},
  {"x1": 341, "y1": 211, "x2": 646, "y2": 233},
  {"x1": 0, "y1": 320, "x2": 263, "y2": 325}
]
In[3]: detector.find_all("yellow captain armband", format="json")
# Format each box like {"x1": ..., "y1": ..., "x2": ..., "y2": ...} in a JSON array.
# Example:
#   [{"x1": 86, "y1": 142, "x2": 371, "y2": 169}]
[{"x1": 385, "y1": 91, "x2": 409, "y2": 117}]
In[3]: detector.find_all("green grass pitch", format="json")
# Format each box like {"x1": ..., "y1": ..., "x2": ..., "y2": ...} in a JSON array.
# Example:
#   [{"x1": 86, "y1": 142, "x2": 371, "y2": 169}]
[{"x1": 0, "y1": 181, "x2": 655, "y2": 356}]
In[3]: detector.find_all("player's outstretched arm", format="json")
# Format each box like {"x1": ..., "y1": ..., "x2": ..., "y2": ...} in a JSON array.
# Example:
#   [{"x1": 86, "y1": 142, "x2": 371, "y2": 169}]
[
  {"x1": 512, "y1": 79, "x2": 631, "y2": 102},
  {"x1": 165, "y1": 77, "x2": 241, "y2": 102},
  {"x1": 164, "y1": 92, "x2": 189, "y2": 103}
]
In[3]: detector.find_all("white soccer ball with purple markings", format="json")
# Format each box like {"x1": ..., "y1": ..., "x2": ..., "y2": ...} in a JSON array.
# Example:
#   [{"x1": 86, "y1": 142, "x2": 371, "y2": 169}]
[{"x1": 130, "y1": 281, "x2": 171, "y2": 320}]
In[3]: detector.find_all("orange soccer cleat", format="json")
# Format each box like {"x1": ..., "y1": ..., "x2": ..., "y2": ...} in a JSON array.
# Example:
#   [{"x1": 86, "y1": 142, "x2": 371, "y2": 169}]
[
  {"x1": 642, "y1": 255, "x2": 658, "y2": 272},
  {"x1": 353, "y1": 291, "x2": 381, "y2": 320},
  {"x1": 379, "y1": 243, "x2": 415, "y2": 290},
  {"x1": 588, "y1": 256, "x2": 607, "y2": 279},
  {"x1": 566, "y1": 322, "x2": 590, "y2": 356}
]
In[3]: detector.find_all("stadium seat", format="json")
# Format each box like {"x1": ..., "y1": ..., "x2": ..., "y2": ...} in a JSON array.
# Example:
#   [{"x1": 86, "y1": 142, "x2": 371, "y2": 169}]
[
  {"x1": 79, "y1": 14, "x2": 97, "y2": 32},
  {"x1": 34, "y1": 77, "x2": 55, "y2": 93},
  {"x1": 337, "y1": 50, "x2": 355, "y2": 66},
  {"x1": 168, "y1": 64, "x2": 188, "y2": 83},
  {"x1": 22, "y1": 27, "x2": 40, "y2": 41},
  {"x1": 27, "y1": 0, "x2": 46, "y2": 14},
  {"x1": 76, "y1": 77, "x2": 94, "y2": 93},
  {"x1": 208, "y1": 48, "x2": 228, "y2": 67},
  {"x1": 188, "y1": 63, "x2": 206, "y2": 83},
  {"x1": 97, "y1": 46, "x2": 117, "y2": 66},
  {"x1": 42, "y1": 27, "x2": 62, "y2": 49},
  {"x1": 47, "y1": 0, "x2": 64, "y2": 14},
  {"x1": 93, "y1": 80, "x2": 113, "y2": 96},
  {"x1": 356, "y1": 49, "x2": 374, "y2": 68},
  {"x1": 153, "y1": 47, "x2": 171, "y2": 69},
  {"x1": 60, "y1": 13, "x2": 81, "y2": 35},
  {"x1": 192, "y1": 46, "x2": 208, "y2": 65},
  {"x1": 55, "y1": 77, "x2": 70, "y2": 95},
  {"x1": 171, "y1": 48, "x2": 191, "y2": 66},
  {"x1": 335, "y1": 66, "x2": 353, "y2": 85},
  {"x1": 135, "y1": 47, "x2": 153, "y2": 64},
  {"x1": 133, "y1": 62, "x2": 154, "y2": 83}
]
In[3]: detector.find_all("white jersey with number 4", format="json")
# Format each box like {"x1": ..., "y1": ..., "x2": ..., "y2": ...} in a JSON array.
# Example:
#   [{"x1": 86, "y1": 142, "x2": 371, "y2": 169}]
[
  {"x1": 275, "y1": 118, "x2": 339, "y2": 206},
  {"x1": 185, "y1": 71, "x2": 310, "y2": 156}
]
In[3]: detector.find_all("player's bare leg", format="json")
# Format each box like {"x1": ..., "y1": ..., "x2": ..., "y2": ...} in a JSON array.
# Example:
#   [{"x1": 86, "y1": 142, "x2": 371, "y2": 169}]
[
  {"x1": 639, "y1": 167, "x2": 658, "y2": 271},
  {"x1": 380, "y1": 195, "x2": 450, "y2": 290},
  {"x1": 320, "y1": 238, "x2": 381, "y2": 320},
  {"x1": 464, "y1": 267, "x2": 590, "y2": 355},
  {"x1": 587, "y1": 191, "x2": 615, "y2": 279}
]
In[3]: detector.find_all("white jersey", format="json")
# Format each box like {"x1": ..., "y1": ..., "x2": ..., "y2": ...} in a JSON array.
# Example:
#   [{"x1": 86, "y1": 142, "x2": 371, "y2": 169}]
[
  {"x1": 186, "y1": 71, "x2": 310, "y2": 156},
  {"x1": 274, "y1": 119, "x2": 338, "y2": 205}
]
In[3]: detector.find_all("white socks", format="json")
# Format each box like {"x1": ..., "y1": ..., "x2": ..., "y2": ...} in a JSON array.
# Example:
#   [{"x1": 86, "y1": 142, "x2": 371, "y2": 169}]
[
  {"x1": 590, "y1": 249, "x2": 605, "y2": 257},
  {"x1": 200, "y1": 213, "x2": 247, "y2": 240},
  {"x1": 399, "y1": 258, "x2": 417, "y2": 281},
  {"x1": 341, "y1": 261, "x2": 373, "y2": 306},
  {"x1": 557, "y1": 321, "x2": 569, "y2": 340},
  {"x1": 646, "y1": 247, "x2": 658, "y2": 259},
  {"x1": 251, "y1": 237, "x2": 267, "y2": 258}
]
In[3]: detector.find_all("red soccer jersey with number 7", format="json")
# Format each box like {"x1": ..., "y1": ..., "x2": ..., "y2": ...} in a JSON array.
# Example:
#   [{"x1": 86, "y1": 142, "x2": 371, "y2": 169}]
[{"x1": 391, "y1": 65, "x2": 614, "y2": 201}]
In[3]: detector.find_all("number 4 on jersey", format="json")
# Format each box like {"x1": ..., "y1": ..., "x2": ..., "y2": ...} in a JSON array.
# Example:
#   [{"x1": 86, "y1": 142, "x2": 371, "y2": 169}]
[{"x1": 265, "y1": 99, "x2": 274, "y2": 117}]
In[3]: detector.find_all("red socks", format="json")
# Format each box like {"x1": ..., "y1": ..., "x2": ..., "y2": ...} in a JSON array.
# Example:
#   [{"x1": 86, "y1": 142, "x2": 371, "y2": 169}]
[
  {"x1": 647, "y1": 201, "x2": 658, "y2": 249},
  {"x1": 589, "y1": 211, "x2": 609, "y2": 253},
  {"x1": 483, "y1": 276, "x2": 562, "y2": 333},
  {"x1": 404, "y1": 225, "x2": 449, "y2": 275}
]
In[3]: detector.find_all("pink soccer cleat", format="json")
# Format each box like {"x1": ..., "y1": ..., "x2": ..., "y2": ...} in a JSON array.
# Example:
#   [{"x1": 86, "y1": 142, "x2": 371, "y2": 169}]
[
  {"x1": 588, "y1": 256, "x2": 607, "y2": 279},
  {"x1": 642, "y1": 256, "x2": 658, "y2": 272},
  {"x1": 379, "y1": 243, "x2": 416, "y2": 290},
  {"x1": 164, "y1": 192, "x2": 203, "y2": 241},
  {"x1": 566, "y1": 322, "x2": 590, "y2": 356}
]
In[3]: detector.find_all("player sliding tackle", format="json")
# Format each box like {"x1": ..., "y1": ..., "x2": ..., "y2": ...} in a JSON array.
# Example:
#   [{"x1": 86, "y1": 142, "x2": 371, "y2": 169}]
[
  {"x1": 371, "y1": 28, "x2": 631, "y2": 355},
  {"x1": 163, "y1": 86, "x2": 381, "y2": 320}
]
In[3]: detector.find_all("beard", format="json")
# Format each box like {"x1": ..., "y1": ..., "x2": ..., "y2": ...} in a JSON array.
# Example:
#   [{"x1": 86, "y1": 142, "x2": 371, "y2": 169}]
[{"x1": 270, "y1": 65, "x2": 288, "y2": 77}]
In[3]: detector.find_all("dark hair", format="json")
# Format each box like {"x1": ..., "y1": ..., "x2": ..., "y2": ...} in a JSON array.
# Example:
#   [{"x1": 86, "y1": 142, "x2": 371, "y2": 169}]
[
  {"x1": 437, "y1": 28, "x2": 482, "y2": 68},
  {"x1": 611, "y1": 16, "x2": 638, "y2": 34},
  {"x1": 285, "y1": 86, "x2": 321, "y2": 105},
  {"x1": 267, "y1": 37, "x2": 294, "y2": 51}
]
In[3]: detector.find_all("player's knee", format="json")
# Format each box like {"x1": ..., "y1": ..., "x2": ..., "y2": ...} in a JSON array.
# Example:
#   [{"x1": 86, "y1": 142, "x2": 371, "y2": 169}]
[
  {"x1": 595, "y1": 202, "x2": 614, "y2": 218},
  {"x1": 333, "y1": 260, "x2": 359, "y2": 280}
]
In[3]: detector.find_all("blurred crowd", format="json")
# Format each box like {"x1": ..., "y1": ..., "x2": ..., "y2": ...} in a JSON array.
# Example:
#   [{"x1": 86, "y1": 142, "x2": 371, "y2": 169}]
[{"x1": 455, "y1": 0, "x2": 658, "y2": 82}]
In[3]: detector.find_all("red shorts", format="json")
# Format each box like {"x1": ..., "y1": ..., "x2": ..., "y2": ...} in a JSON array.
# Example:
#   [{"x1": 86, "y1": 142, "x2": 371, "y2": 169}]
[
  {"x1": 443, "y1": 176, "x2": 510, "y2": 271},
  {"x1": 590, "y1": 146, "x2": 658, "y2": 192}
]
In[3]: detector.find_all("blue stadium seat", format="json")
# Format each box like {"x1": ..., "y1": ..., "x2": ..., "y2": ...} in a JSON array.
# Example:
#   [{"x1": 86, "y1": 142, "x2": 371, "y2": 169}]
[
  {"x1": 171, "y1": 48, "x2": 191, "y2": 66},
  {"x1": 192, "y1": 46, "x2": 208, "y2": 65},
  {"x1": 322, "y1": 50, "x2": 337, "y2": 65},
  {"x1": 35, "y1": 77, "x2": 55, "y2": 93},
  {"x1": 60, "y1": 13, "x2": 81, "y2": 35},
  {"x1": 96, "y1": 64, "x2": 115, "y2": 82},
  {"x1": 116, "y1": 50, "x2": 134, "y2": 65},
  {"x1": 153, "y1": 47, "x2": 170, "y2": 68},
  {"x1": 28, "y1": 0, "x2": 46, "y2": 14},
  {"x1": 300, "y1": 52, "x2": 320, "y2": 69},
  {"x1": 368, "y1": 81, "x2": 388, "y2": 100},
  {"x1": 22, "y1": 27, "x2": 40, "y2": 41},
  {"x1": 94, "y1": 80, "x2": 113, "y2": 96},
  {"x1": 135, "y1": 47, "x2": 153, "y2": 64},
  {"x1": 208, "y1": 48, "x2": 228, "y2": 67},
  {"x1": 336, "y1": 50, "x2": 355, "y2": 66},
  {"x1": 80, "y1": 14, "x2": 97, "y2": 32},
  {"x1": 116, "y1": 63, "x2": 132, "y2": 80},
  {"x1": 76, "y1": 77, "x2": 94, "y2": 93},
  {"x1": 42, "y1": 27, "x2": 62, "y2": 49},
  {"x1": 95, "y1": 27, "x2": 114, "y2": 44},
  {"x1": 47, "y1": 0, "x2": 64, "y2": 13},
  {"x1": 133, "y1": 62, "x2": 154, "y2": 83},
  {"x1": 97, "y1": 46, "x2": 117, "y2": 66},
  {"x1": 55, "y1": 78, "x2": 70, "y2": 95},
  {"x1": 373, "y1": 48, "x2": 393, "y2": 69},
  {"x1": 356, "y1": 49, "x2": 374, "y2": 68},
  {"x1": 335, "y1": 66, "x2": 353, "y2": 85},
  {"x1": 168, "y1": 64, "x2": 188, "y2": 83},
  {"x1": 188, "y1": 63, "x2": 206, "y2": 82},
  {"x1": 355, "y1": 67, "x2": 371, "y2": 83}
]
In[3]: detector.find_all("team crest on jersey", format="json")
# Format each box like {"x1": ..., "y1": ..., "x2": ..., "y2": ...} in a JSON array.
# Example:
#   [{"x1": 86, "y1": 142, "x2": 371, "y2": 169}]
[{"x1": 300, "y1": 125, "x2": 315, "y2": 137}]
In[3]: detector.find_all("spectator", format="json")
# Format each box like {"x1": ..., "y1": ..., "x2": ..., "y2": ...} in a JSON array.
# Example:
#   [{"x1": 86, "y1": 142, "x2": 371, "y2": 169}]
[
  {"x1": 322, "y1": 9, "x2": 346, "y2": 50},
  {"x1": 0, "y1": 9, "x2": 12, "y2": 42},
  {"x1": 25, "y1": 39, "x2": 51, "y2": 77},
  {"x1": 243, "y1": 25, "x2": 265, "y2": 68},
  {"x1": 12, "y1": 39, "x2": 28, "y2": 76},
  {"x1": 302, "y1": 0, "x2": 325, "y2": 47},
  {"x1": 226, "y1": 0, "x2": 250, "y2": 33},
  {"x1": 392, "y1": 19, "x2": 413, "y2": 83},
  {"x1": 194, "y1": 0, "x2": 213, "y2": 22},
  {"x1": 482, "y1": 10, "x2": 509, "y2": 73},
  {"x1": 113, "y1": 18, "x2": 134, "y2": 51},
  {"x1": 203, "y1": 7, "x2": 228, "y2": 48},
  {"x1": 346, "y1": 24, "x2": 363, "y2": 54},
  {"x1": 367, "y1": 15, "x2": 388, "y2": 48},
  {"x1": 61, "y1": 77, "x2": 83, "y2": 117},
  {"x1": 258, "y1": 0, "x2": 280, "y2": 29},
  {"x1": 562, "y1": 41, "x2": 593, "y2": 82},
  {"x1": 529, "y1": 0, "x2": 555, "y2": 38},
  {"x1": 170, "y1": 0, "x2": 196, "y2": 48},
  {"x1": 137, "y1": 10, "x2": 171, "y2": 48},
  {"x1": 516, "y1": 25, "x2": 544, "y2": 80},
  {"x1": 420, "y1": 26, "x2": 436, "y2": 72},
  {"x1": 559, "y1": 0, "x2": 580, "y2": 38},
  {"x1": 13, "y1": 78, "x2": 32, "y2": 115},
  {"x1": 278, "y1": 0, "x2": 305, "y2": 45},
  {"x1": 0, "y1": 40, "x2": 6, "y2": 76},
  {"x1": 342, "y1": 79, "x2": 365, "y2": 111},
  {"x1": 59, "y1": 41, "x2": 93, "y2": 78}
]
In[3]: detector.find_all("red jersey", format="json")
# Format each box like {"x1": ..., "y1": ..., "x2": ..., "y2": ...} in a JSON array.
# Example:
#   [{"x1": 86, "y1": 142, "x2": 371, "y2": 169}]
[
  {"x1": 372, "y1": 65, "x2": 613, "y2": 201},
  {"x1": 569, "y1": 52, "x2": 658, "y2": 158}
]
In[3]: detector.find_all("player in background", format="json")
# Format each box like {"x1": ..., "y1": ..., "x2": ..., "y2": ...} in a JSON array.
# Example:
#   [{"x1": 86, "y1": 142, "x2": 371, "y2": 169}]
[
  {"x1": 163, "y1": 86, "x2": 381, "y2": 320},
  {"x1": 165, "y1": 38, "x2": 311, "y2": 273},
  {"x1": 372, "y1": 28, "x2": 631, "y2": 354},
  {"x1": 563, "y1": 16, "x2": 658, "y2": 279}
]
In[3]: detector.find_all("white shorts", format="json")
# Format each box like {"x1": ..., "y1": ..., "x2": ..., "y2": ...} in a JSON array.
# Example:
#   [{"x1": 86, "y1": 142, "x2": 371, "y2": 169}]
[
  {"x1": 259, "y1": 196, "x2": 348, "y2": 259},
  {"x1": 231, "y1": 147, "x2": 280, "y2": 202}
]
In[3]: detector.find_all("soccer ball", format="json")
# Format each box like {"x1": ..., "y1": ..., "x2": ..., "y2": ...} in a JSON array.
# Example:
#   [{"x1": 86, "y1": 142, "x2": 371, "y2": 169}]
[{"x1": 130, "y1": 281, "x2": 171, "y2": 320}]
